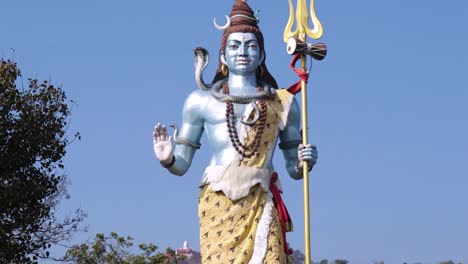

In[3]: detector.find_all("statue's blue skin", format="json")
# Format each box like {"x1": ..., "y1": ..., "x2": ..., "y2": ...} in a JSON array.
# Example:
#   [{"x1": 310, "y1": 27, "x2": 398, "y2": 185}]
[{"x1": 161, "y1": 33, "x2": 314, "y2": 179}]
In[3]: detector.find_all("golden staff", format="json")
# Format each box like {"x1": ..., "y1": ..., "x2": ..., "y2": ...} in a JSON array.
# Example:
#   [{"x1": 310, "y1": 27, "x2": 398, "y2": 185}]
[{"x1": 283, "y1": 0, "x2": 325, "y2": 263}]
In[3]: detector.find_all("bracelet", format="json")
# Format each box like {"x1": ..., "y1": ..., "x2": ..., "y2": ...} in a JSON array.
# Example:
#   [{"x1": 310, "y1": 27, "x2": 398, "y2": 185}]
[{"x1": 160, "y1": 155, "x2": 176, "y2": 168}]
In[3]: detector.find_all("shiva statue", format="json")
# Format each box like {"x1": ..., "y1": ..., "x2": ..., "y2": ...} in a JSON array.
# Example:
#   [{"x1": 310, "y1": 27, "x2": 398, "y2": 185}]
[{"x1": 153, "y1": 1, "x2": 317, "y2": 263}]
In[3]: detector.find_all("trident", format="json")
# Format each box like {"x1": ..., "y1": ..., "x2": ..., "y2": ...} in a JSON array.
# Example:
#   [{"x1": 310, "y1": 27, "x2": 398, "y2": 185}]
[{"x1": 283, "y1": 0, "x2": 326, "y2": 263}]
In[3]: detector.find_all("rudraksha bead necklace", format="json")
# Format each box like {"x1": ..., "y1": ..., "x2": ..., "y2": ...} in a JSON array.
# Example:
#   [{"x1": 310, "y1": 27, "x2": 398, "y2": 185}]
[{"x1": 223, "y1": 82, "x2": 267, "y2": 158}]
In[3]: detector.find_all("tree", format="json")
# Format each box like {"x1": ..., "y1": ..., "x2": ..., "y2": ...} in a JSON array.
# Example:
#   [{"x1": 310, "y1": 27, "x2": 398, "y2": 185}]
[
  {"x1": 62, "y1": 232, "x2": 185, "y2": 264},
  {"x1": 333, "y1": 259, "x2": 349, "y2": 264},
  {"x1": 0, "y1": 59, "x2": 84, "y2": 263}
]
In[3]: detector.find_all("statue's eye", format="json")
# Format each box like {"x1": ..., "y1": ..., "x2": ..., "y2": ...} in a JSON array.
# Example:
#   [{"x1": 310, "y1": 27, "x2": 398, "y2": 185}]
[
  {"x1": 229, "y1": 44, "x2": 238, "y2": 50},
  {"x1": 249, "y1": 44, "x2": 257, "y2": 50}
]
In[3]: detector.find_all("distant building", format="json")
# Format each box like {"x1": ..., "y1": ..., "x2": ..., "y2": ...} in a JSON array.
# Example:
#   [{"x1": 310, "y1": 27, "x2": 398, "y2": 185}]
[
  {"x1": 177, "y1": 241, "x2": 193, "y2": 258},
  {"x1": 176, "y1": 241, "x2": 201, "y2": 264}
]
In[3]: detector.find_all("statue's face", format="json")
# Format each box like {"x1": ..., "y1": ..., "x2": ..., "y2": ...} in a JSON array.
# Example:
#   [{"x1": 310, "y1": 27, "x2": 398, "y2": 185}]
[{"x1": 223, "y1": 32, "x2": 262, "y2": 75}]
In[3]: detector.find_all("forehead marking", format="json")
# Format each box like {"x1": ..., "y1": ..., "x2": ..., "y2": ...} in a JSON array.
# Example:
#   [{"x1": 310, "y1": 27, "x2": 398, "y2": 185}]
[
  {"x1": 228, "y1": 33, "x2": 256, "y2": 42},
  {"x1": 242, "y1": 34, "x2": 253, "y2": 41}
]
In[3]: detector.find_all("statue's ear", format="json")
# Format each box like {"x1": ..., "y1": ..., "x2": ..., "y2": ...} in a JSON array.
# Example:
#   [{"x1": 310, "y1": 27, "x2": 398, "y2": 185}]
[
  {"x1": 220, "y1": 51, "x2": 227, "y2": 65},
  {"x1": 260, "y1": 51, "x2": 265, "y2": 64}
]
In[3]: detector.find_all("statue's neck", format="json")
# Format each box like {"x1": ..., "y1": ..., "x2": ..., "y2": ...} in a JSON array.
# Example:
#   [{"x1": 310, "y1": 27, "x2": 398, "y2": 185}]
[{"x1": 227, "y1": 73, "x2": 258, "y2": 96}]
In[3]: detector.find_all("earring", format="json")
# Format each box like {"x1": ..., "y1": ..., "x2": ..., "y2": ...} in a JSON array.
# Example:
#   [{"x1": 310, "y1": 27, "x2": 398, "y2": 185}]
[{"x1": 221, "y1": 64, "x2": 228, "y2": 76}]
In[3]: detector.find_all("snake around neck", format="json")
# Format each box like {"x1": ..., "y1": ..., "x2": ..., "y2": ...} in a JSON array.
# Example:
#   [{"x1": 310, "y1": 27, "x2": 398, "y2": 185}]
[
  {"x1": 210, "y1": 78, "x2": 275, "y2": 104},
  {"x1": 211, "y1": 78, "x2": 275, "y2": 126}
]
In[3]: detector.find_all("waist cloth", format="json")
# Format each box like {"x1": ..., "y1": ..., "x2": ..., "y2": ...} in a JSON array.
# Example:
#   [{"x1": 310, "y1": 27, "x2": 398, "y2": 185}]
[{"x1": 198, "y1": 165, "x2": 291, "y2": 264}]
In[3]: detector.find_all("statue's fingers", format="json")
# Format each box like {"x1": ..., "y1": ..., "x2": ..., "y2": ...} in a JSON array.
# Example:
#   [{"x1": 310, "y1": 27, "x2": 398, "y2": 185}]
[
  {"x1": 158, "y1": 124, "x2": 167, "y2": 142},
  {"x1": 162, "y1": 125, "x2": 168, "y2": 141},
  {"x1": 311, "y1": 148, "x2": 318, "y2": 156},
  {"x1": 311, "y1": 151, "x2": 318, "y2": 160},
  {"x1": 297, "y1": 149, "x2": 304, "y2": 155},
  {"x1": 153, "y1": 126, "x2": 161, "y2": 141},
  {"x1": 299, "y1": 154, "x2": 305, "y2": 161},
  {"x1": 154, "y1": 124, "x2": 160, "y2": 133},
  {"x1": 301, "y1": 147, "x2": 314, "y2": 159},
  {"x1": 157, "y1": 128, "x2": 164, "y2": 142},
  {"x1": 153, "y1": 126, "x2": 158, "y2": 139},
  {"x1": 305, "y1": 144, "x2": 316, "y2": 151}
]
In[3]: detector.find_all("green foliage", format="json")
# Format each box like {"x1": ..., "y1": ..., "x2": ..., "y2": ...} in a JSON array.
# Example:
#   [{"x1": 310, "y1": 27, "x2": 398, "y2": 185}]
[
  {"x1": 63, "y1": 232, "x2": 185, "y2": 264},
  {"x1": 333, "y1": 259, "x2": 349, "y2": 264},
  {"x1": 439, "y1": 261, "x2": 455, "y2": 264},
  {"x1": 0, "y1": 59, "x2": 83, "y2": 263}
]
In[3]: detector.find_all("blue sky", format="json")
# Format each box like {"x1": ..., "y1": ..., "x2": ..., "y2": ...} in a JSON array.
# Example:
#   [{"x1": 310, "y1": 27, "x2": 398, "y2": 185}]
[{"x1": 2, "y1": 0, "x2": 467, "y2": 263}]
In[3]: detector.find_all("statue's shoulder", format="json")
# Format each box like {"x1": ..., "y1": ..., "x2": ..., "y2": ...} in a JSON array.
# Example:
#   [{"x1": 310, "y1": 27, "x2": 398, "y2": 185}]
[
  {"x1": 186, "y1": 89, "x2": 211, "y2": 101},
  {"x1": 182, "y1": 89, "x2": 212, "y2": 118},
  {"x1": 185, "y1": 88, "x2": 219, "y2": 106}
]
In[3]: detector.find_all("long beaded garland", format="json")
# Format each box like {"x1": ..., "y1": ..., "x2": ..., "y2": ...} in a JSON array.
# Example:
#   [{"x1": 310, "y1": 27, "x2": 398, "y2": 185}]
[{"x1": 223, "y1": 83, "x2": 267, "y2": 158}]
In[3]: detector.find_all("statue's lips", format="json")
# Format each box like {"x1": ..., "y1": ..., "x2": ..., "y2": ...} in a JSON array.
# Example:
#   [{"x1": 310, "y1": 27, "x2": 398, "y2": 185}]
[{"x1": 236, "y1": 59, "x2": 250, "y2": 65}]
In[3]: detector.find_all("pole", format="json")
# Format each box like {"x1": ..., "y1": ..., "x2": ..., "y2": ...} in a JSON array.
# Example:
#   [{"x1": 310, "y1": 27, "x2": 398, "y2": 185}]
[
  {"x1": 283, "y1": 1, "x2": 324, "y2": 263},
  {"x1": 300, "y1": 53, "x2": 312, "y2": 264}
]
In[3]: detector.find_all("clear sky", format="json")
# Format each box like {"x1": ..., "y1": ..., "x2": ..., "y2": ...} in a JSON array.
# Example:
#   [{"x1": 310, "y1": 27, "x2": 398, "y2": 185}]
[{"x1": 2, "y1": 0, "x2": 468, "y2": 263}]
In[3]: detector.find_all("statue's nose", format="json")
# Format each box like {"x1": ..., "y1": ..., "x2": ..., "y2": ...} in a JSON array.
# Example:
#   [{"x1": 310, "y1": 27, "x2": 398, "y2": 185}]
[{"x1": 239, "y1": 44, "x2": 247, "y2": 55}]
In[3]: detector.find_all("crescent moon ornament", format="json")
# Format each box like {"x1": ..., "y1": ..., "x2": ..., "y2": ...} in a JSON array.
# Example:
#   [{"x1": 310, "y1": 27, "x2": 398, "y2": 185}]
[{"x1": 213, "y1": 15, "x2": 231, "y2": 30}]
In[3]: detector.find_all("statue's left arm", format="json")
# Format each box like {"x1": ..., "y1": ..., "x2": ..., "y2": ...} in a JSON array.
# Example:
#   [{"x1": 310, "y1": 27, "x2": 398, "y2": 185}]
[{"x1": 278, "y1": 97, "x2": 318, "y2": 179}]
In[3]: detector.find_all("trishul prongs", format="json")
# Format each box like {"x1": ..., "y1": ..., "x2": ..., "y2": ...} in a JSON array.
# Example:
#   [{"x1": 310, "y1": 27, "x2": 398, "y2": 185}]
[{"x1": 283, "y1": 0, "x2": 323, "y2": 42}]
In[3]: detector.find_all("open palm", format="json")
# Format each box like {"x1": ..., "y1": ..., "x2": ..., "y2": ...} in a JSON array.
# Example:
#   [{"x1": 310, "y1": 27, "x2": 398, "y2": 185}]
[{"x1": 153, "y1": 123, "x2": 173, "y2": 163}]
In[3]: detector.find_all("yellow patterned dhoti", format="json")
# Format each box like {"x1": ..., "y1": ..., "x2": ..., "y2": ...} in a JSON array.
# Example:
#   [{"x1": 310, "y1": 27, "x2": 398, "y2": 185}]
[{"x1": 198, "y1": 184, "x2": 287, "y2": 264}]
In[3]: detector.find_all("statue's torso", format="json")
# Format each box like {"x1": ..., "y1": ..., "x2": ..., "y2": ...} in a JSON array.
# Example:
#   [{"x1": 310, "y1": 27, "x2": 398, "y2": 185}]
[{"x1": 183, "y1": 89, "x2": 277, "y2": 168}]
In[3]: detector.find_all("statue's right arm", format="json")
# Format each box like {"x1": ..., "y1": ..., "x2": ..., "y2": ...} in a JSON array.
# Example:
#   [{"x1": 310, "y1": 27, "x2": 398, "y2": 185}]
[{"x1": 167, "y1": 90, "x2": 206, "y2": 176}]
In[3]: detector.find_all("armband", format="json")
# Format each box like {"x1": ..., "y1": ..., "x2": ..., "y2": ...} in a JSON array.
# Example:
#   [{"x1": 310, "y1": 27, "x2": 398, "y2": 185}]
[{"x1": 174, "y1": 137, "x2": 201, "y2": 149}]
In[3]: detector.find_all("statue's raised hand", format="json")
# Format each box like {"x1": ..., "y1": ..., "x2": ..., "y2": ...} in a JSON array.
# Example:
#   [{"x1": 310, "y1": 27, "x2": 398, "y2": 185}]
[
  {"x1": 297, "y1": 144, "x2": 318, "y2": 172},
  {"x1": 153, "y1": 123, "x2": 174, "y2": 164}
]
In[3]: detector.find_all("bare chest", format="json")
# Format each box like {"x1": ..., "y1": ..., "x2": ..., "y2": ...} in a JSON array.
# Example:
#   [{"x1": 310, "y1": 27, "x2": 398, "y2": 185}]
[{"x1": 203, "y1": 98, "x2": 250, "y2": 125}]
